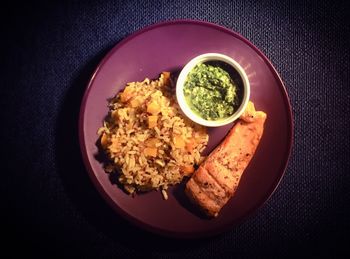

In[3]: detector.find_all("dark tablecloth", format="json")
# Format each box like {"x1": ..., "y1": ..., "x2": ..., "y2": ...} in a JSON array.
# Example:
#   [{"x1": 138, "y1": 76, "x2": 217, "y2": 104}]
[{"x1": 2, "y1": 0, "x2": 349, "y2": 257}]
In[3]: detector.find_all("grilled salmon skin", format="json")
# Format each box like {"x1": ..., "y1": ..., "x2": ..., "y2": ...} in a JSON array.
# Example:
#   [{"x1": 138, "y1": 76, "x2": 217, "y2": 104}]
[{"x1": 185, "y1": 102, "x2": 267, "y2": 217}]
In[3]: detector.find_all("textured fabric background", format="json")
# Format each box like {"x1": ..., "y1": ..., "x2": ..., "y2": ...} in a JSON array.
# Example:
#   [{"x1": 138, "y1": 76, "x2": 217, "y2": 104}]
[{"x1": 2, "y1": 0, "x2": 349, "y2": 257}]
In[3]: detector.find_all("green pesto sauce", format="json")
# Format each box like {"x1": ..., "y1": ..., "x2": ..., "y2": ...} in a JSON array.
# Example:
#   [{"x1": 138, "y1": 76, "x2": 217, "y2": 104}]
[{"x1": 183, "y1": 63, "x2": 239, "y2": 120}]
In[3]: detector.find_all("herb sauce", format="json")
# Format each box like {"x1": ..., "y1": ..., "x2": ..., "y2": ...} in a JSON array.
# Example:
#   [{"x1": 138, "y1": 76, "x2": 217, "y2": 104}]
[{"x1": 183, "y1": 63, "x2": 240, "y2": 120}]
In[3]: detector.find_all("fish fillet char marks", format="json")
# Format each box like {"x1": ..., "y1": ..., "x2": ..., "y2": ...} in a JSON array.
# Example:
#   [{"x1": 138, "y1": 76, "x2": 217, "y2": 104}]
[{"x1": 185, "y1": 102, "x2": 267, "y2": 217}]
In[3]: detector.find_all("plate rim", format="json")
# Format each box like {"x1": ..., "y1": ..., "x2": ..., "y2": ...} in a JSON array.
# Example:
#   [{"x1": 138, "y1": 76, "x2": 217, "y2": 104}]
[{"x1": 78, "y1": 19, "x2": 294, "y2": 239}]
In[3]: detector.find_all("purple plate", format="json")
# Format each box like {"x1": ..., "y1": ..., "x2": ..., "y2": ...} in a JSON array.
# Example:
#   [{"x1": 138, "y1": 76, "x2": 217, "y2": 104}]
[{"x1": 79, "y1": 20, "x2": 293, "y2": 238}]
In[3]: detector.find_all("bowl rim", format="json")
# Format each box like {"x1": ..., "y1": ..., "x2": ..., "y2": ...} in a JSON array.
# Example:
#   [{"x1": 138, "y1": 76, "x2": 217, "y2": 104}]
[{"x1": 176, "y1": 53, "x2": 250, "y2": 127}]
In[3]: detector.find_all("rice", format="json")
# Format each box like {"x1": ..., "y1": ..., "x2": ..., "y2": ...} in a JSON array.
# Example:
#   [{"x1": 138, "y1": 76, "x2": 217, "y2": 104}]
[{"x1": 98, "y1": 72, "x2": 209, "y2": 196}]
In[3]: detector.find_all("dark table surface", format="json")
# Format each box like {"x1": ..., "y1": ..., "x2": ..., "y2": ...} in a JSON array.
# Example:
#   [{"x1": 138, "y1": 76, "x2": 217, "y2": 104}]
[{"x1": 2, "y1": 0, "x2": 349, "y2": 257}]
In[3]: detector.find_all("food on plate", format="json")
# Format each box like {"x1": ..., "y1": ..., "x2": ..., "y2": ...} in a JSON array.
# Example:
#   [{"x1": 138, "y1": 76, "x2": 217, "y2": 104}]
[
  {"x1": 185, "y1": 101, "x2": 267, "y2": 217},
  {"x1": 98, "y1": 72, "x2": 209, "y2": 197},
  {"x1": 183, "y1": 63, "x2": 242, "y2": 120}
]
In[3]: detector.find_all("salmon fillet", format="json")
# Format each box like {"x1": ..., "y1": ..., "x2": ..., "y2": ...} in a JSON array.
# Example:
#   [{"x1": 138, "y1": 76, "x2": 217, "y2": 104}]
[{"x1": 185, "y1": 102, "x2": 267, "y2": 217}]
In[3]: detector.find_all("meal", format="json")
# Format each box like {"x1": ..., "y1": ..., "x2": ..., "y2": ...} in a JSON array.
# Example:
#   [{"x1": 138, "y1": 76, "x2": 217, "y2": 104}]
[
  {"x1": 183, "y1": 63, "x2": 241, "y2": 120},
  {"x1": 98, "y1": 72, "x2": 209, "y2": 198},
  {"x1": 185, "y1": 102, "x2": 267, "y2": 217},
  {"x1": 98, "y1": 70, "x2": 266, "y2": 217}
]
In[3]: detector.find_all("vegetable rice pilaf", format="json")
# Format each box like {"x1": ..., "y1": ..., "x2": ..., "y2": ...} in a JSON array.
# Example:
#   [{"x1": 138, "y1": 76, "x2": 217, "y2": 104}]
[{"x1": 98, "y1": 72, "x2": 209, "y2": 198}]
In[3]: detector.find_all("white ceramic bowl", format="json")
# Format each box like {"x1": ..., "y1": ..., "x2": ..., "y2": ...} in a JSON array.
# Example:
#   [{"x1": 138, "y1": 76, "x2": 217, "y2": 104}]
[{"x1": 176, "y1": 53, "x2": 250, "y2": 127}]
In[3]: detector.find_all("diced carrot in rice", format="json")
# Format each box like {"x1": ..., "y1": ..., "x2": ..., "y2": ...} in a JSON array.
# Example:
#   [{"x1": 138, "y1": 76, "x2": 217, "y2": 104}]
[
  {"x1": 173, "y1": 135, "x2": 186, "y2": 148},
  {"x1": 148, "y1": 115, "x2": 158, "y2": 128},
  {"x1": 120, "y1": 86, "x2": 134, "y2": 102},
  {"x1": 144, "y1": 147, "x2": 157, "y2": 157},
  {"x1": 162, "y1": 71, "x2": 170, "y2": 79},
  {"x1": 162, "y1": 72, "x2": 171, "y2": 85},
  {"x1": 147, "y1": 101, "x2": 161, "y2": 115},
  {"x1": 180, "y1": 165, "x2": 195, "y2": 176},
  {"x1": 145, "y1": 137, "x2": 160, "y2": 147}
]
